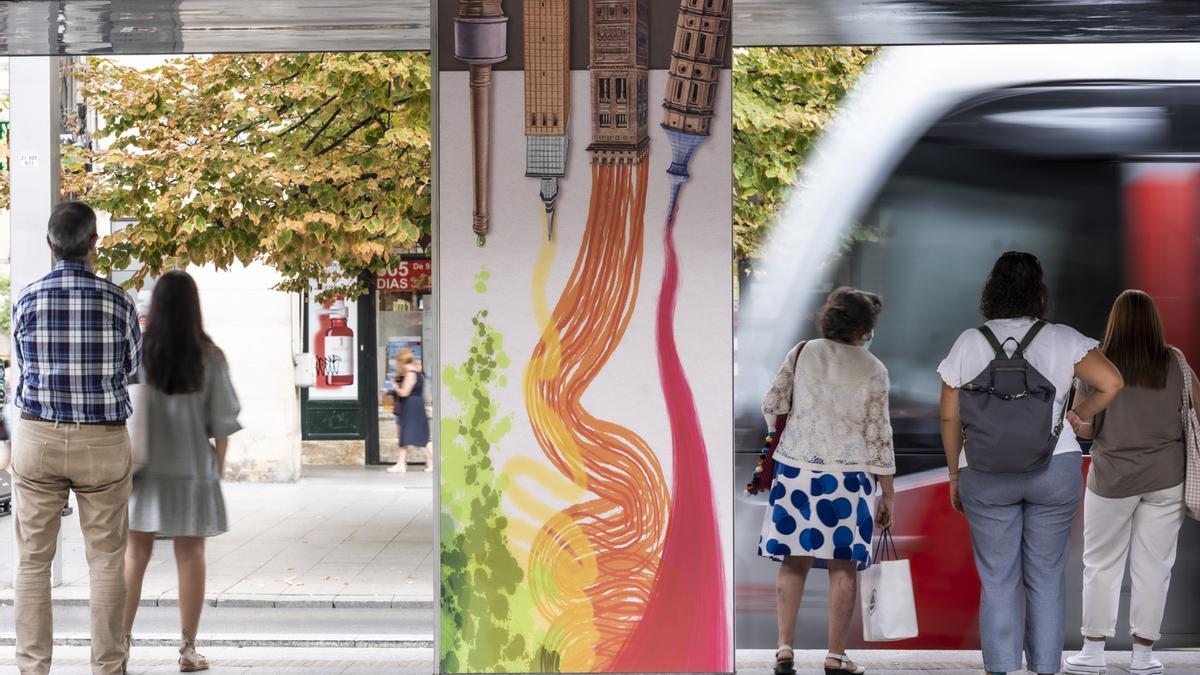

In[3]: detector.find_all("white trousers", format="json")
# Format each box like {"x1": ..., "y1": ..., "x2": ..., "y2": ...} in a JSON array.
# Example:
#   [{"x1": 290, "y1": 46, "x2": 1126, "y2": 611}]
[{"x1": 1080, "y1": 483, "x2": 1186, "y2": 641}]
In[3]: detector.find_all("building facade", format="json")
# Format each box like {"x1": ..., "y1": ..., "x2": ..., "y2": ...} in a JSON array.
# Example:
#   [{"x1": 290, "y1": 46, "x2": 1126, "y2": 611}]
[
  {"x1": 662, "y1": 0, "x2": 730, "y2": 137},
  {"x1": 587, "y1": 0, "x2": 650, "y2": 164},
  {"x1": 524, "y1": 0, "x2": 571, "y2": 236}
]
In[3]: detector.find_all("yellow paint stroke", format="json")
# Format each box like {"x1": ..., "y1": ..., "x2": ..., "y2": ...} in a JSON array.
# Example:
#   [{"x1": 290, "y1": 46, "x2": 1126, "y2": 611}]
[
  {"x1": 528, "y1": 221, "x2": 589, "y2": 489},
  {"x1": 523, "y1": 161, "x2": 669, "y2": 671},
  {"x1": 499, "y1": 210, "x2": 596, "y2": 649}
]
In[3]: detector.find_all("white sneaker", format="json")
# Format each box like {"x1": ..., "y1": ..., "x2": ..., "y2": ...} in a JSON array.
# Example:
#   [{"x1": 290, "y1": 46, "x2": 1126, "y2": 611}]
[
  {"x1": 1064, "y1": 648, "x2": 1107, "y2": 675},
  {"x1": 1130, "y1": 646, "x2": 1163, "y2": 675}
]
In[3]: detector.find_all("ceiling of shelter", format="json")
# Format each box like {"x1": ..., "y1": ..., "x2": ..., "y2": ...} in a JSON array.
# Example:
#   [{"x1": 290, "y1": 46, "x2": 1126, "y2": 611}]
[
  {"x1": 734, "y1": 0, "x2": 1200, "y2": 46},
  {"x1": 1, "y1": 0, "x2": 1199, "y2": 55},
  {"x1": 0, "y1": 0, "x2": 432, "y2": 54}
]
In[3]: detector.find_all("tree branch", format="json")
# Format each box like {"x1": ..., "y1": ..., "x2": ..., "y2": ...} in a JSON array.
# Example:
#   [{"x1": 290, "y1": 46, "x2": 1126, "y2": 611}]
[
  {"x1": 279, "y1": 95, "x2": 338, "y2": 137},
  {"x1": 315, "y1": 116, "x2": 384, "y2": 157},
  {"x1": 303, "y1": 107, "x2": 342, "y2": 151}
]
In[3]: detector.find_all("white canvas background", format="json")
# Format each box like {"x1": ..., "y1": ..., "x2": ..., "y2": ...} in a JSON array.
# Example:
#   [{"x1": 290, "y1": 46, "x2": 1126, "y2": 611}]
[{"x1": 438, "y1": 68, "x2": 734, "y2": 619}]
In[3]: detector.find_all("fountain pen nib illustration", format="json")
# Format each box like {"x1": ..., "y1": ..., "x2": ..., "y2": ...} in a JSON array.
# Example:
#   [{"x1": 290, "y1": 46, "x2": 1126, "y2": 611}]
[{"x1": 540, "y1": 177, "x2": 560, "y2": 240}]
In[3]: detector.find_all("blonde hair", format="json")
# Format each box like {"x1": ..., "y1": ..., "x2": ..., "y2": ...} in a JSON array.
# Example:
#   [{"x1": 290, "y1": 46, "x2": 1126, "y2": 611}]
[{"x1": 395, "y1": 348, "x2": 415, "y2": 372}]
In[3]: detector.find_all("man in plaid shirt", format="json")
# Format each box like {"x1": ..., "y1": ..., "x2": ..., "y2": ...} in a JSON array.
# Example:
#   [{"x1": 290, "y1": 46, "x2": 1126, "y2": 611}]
[{"x1": 11, "y1": 201, "x2": 141, "y2": 675}]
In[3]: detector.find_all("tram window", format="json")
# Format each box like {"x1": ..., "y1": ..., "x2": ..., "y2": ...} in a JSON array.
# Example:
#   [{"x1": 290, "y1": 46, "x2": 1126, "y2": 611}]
[{"x1": 843, "y1": 142, "x2": 1123, "y2": 450}]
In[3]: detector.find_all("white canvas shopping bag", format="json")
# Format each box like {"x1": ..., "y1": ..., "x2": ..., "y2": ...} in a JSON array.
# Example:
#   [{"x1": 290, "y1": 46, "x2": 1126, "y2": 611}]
[{"x1": 859, "y1": 530, "x2": 919, "y2": 642}]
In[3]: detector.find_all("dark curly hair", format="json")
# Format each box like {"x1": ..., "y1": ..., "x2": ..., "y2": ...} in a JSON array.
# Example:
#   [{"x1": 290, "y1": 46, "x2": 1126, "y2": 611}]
[
  {"x1": 817, "y1": 287, "x2": 883, "y2": 344},
  {"x1": 980, "y1": 251, "x2": 1049, "y2": 320}
]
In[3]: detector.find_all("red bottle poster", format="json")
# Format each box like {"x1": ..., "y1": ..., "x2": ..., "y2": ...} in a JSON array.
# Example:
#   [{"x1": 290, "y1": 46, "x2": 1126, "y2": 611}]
[{"x1": 309, "y1": 294, "x2": 359, "y2": 400}]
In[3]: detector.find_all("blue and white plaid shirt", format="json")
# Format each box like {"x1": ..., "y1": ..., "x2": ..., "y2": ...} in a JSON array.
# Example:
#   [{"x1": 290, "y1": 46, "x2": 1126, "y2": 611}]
[{"x1": 13, "y1": 259, "x2": 142, "y2": 423}]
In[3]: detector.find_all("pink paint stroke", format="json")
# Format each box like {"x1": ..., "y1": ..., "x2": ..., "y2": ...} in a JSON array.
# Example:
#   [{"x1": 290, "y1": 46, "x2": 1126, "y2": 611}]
[{"x1": 611, "y1": 188, "x2": 731, "y2": 673}]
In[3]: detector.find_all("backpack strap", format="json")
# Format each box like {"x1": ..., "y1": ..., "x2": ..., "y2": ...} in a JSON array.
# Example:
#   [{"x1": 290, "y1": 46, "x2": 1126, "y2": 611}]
[
  {"x1": 1054, "y1": 380, "x2": 1076, "y2": 437},
  {"x1": 977, "y1": 325, "x2": 1006, "y2": 358},
  {"x1": 1014, "y1": 320, "x2": 1047, "y2": 359}
]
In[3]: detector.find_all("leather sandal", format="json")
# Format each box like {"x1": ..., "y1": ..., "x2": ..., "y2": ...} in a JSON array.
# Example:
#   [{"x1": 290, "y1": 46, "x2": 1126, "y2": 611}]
[
  {"x1": 774, "y1": 646, "x2": 796, "y2": 675},
  {"x1": 825, "y1": 652, "x2": 866, "y2": 675},
  {"x1": 179, "y1": 635, "x2": 209, "y2": 672}
]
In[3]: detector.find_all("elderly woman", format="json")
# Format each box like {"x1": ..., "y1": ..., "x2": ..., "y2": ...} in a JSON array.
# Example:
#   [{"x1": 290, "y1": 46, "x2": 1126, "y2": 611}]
[{"x1": 761, "y1": 287, "x2": 896, "y2": 675}]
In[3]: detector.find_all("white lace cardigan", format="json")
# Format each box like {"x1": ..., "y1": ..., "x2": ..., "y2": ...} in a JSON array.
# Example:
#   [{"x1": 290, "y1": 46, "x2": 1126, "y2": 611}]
[{"x1": 761, "y1": 338, "x2": 896, "y2": 475}]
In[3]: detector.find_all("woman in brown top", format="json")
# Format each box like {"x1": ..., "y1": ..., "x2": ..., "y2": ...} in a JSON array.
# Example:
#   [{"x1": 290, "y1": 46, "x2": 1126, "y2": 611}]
[{"x1": 1065, "y1": 290, "x2": 1200, "y2": 675}]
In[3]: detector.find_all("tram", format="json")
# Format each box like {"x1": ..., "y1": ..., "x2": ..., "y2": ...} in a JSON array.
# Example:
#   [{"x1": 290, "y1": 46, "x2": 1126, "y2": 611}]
[{"x1": 735, "y1": 44, "x2": 1200, "y2": 650}]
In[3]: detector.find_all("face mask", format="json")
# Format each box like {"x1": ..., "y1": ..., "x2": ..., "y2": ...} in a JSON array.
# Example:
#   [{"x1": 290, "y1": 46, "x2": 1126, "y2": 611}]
[{"x1": 864, "y1": 330, "x2": 875, "y2": 350}]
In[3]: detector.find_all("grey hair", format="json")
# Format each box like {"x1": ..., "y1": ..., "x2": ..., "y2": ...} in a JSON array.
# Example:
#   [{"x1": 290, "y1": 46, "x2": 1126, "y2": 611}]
[{"x1": 47, "y1": 201, "x2": 98, "y2": 260}]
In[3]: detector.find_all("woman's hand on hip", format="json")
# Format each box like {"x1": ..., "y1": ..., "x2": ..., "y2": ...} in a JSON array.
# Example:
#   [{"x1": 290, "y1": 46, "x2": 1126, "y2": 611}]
[{"x1": 874, "y1": 493, "x2": 894, "y2": 530}]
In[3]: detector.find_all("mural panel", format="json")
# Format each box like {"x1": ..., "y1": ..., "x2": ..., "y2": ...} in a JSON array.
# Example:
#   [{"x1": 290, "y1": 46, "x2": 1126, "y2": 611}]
[{"x1": 437, "y1": 1, "x2": 733, "y2": 671}]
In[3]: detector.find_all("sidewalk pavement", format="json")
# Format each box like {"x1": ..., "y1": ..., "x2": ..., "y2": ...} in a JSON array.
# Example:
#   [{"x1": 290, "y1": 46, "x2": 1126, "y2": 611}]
[
  {"x1": 0, "y1": 645, "x2": 433, "y2": 674},
  {"x1": 2, "y1": 649, "x2": 1198, "y2": 674},
  {"x1": 734, "y1": 650, "x2": 1200, "y2": 674},
  {"x1": 0, "y1": 466, "x2": 435, "y2": 609}
]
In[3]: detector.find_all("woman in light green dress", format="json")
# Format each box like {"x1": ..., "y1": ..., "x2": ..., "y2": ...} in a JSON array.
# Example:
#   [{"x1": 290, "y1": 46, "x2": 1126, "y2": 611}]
[{"x1": 122, "y1": 271, "x2": 242, "y2": 673}]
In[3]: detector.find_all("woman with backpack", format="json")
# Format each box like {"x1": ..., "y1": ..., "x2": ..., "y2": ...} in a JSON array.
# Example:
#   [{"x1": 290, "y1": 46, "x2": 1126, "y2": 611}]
[
  {"x1": 760, "y1": 287, "x2": 896, "y2": 675},
  {"x1": 938, "y1": 252, "x2": 1124, "y2": 675},
  {"x1": 1063, "y1": 290, "x2": 1199, "y2": 675}
]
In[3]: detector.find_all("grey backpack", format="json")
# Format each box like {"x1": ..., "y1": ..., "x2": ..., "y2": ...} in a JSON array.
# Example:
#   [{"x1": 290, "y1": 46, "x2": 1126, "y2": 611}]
[{"x1": 959, "y1": 321, "x2": 1068, "y2": 473}]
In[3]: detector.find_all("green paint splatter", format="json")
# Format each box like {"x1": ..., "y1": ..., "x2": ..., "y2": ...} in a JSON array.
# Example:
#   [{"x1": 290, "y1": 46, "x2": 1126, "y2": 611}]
[
  {"x1": 439, "y1": 278, "x2": 551, "y2": 673},
  {"x1": 474, "y1": 267, "x2": 491, "y2": 294}
]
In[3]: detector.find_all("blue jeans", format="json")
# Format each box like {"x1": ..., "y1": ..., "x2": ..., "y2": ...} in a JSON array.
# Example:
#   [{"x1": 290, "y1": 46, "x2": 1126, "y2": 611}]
[{"x1": 960, "y1": 452, "x2": 1082, "y2": 674}]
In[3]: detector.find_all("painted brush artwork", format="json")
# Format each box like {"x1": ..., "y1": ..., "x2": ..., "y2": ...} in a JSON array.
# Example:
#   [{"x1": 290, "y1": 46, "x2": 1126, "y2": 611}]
[
  {"x1": 523, "y1": 0, "x2": 571, "y2": 239},
  {"x1": 437, "y1": 0, "x2": 733, "y2": 672},
  {"x1": 454, "y1": 0, "x2": 509, "y2": 245}
]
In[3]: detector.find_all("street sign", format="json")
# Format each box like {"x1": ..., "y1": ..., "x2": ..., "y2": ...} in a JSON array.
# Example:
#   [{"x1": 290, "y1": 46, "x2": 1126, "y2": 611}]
[{"x1": 376, "y1": 258, "x2": 432, "y2": 293}]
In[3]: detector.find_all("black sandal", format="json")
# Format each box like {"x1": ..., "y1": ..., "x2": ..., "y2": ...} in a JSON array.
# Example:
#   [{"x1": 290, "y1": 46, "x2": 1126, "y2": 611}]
[{"x1": 774, "y1": 647, "x2": 795, "y2": 675}]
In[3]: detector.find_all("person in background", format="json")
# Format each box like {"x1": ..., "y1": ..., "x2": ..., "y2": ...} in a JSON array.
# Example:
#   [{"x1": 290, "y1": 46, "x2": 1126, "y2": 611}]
[
  {"x1": 938, "y1": 252, "x2": 1123, "y2": 675},
  {"x1": 761, "y1": 287, "x2": 896, "y2": 675},
  {"x1": 0, "y1": 357, "x2": 9, "y2": 468},
  {"x1": 1064, "y1": 290, "x2": 1199, "y2": 675},
  {"x1": 0, "y1": 358, "x2": 10, "y2": 472},
  {"x1": 122, "y1": 271, "x2": 242, "y2": 673},
  {"x1": 11, "y1": 201, "x2": 142, "y2": 675},
  {"x1": 389, "y1": 348, "x2": 430, "y2": 473}
]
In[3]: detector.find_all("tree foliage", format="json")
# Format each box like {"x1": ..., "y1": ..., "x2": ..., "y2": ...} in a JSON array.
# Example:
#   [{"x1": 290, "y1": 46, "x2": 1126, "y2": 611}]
[
  {"x1": 0, "y1": 273, "x2": 10, "y2": 336},
  {"x1": 732, "y1": 46, "x2": 876, "y2": 264},
  {"x1": 58, "y1": 52, "x2": 429, "y2": 297}
]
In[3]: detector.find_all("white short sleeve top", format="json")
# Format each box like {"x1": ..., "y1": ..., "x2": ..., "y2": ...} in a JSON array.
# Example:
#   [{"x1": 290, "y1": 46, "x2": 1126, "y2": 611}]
[{"x1": 937, "y1": 318, "x2": 1100, "y2": 468}]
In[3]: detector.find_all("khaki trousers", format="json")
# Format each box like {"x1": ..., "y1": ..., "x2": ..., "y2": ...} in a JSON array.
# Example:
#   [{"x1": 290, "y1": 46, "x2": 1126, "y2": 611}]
[{"x1": 11, "y1": 418, "x2": 132, "y2": 675}]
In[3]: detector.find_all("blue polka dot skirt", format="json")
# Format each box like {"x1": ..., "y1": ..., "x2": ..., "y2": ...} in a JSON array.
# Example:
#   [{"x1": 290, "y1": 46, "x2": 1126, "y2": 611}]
[{"x1": 757, "y1": 459, "x2": 878, "y2": 570}]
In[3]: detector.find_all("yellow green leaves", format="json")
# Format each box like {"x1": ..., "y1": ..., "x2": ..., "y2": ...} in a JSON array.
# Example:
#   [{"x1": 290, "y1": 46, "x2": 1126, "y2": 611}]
[
  {"x1": 49, "y1": 52, "x2": 431, "y2": 298},
  {"x1": 732, "y1": 47, "x2": 875, "y2": 264}
]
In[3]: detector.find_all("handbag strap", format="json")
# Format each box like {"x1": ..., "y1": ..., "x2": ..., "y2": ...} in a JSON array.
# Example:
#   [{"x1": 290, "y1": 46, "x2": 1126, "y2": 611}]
[
  {"x1": 1174, "y1": 348, "x2": 1194, "y2": 408},
  {"x1": 778, "y1": 340, "x2": 809, "y2": 415},
  {"x1": 872, "y1": 527, "x2": 898, "y2": 562}
]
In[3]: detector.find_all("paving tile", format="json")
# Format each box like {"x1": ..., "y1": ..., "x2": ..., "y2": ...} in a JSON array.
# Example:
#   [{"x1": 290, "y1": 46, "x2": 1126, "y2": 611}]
[{"x1": 0, "y1": 467, "x2": 437, "y2": 608}]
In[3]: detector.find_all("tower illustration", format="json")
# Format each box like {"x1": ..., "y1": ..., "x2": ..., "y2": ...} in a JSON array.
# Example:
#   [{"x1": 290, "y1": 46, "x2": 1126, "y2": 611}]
[
  {"x1": 524, "y1": 0, "x2": 571, "y2": 240},
  {"x1": 587, "y1": 0, "x2": 650, "y2": 165},
  {"x1": 661, "y1": 0, "x2": 730, "y2": 184},
  {"x1": 454, "y1": 0, "x2": 509, "y2": 245}
]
